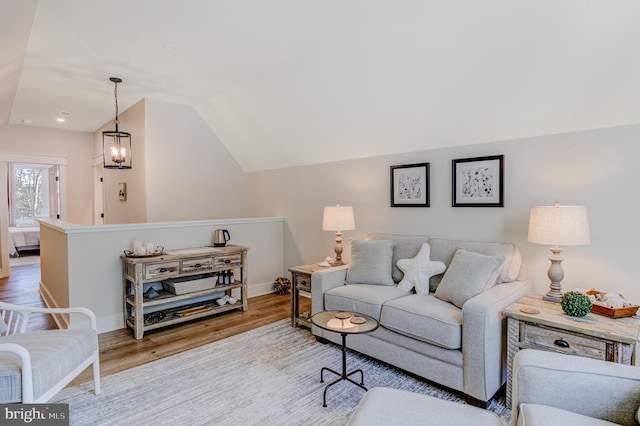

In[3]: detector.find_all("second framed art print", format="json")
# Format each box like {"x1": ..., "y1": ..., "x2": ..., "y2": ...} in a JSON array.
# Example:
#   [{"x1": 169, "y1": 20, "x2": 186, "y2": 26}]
[
  {"x1": 390, "y1": 163, "x2": 430, "y2": 207},
  {"x1": 452, "y1": 155, "x2": 504, "y2": 207}
]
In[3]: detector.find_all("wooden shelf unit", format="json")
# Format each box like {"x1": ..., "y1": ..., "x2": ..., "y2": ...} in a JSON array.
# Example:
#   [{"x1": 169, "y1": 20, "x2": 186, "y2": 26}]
[{"x1": 122, "y1": 245, "x2": 248, "y2": 339}]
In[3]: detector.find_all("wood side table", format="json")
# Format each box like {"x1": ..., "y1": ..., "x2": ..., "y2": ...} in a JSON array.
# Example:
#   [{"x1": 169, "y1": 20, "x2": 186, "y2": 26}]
[
  {"x1": 503, "y1": 294, "x2": 640, "y2": 404},
  {"x1": 289, "y1": 264, "x2": 325, "y2": 328}
]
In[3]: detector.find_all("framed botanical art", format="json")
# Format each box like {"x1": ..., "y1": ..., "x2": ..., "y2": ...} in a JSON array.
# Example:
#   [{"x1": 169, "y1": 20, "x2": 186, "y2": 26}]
[
  {"x1": 390, "y1": 163, "x2": 430, "y2": 207},
  {"x1": 452, "y1": 155, "x2": 504, "y2": 207}
]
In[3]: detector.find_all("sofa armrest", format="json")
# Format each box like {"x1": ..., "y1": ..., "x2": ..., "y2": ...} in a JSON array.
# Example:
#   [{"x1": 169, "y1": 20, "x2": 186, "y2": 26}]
[
  {"x1": 310, "y1": 266, "x2": 348, "y2": 336},
  {"x1": 311, "y1": 265, "x2": 348, "y2": 315},
  {"x1": 513, "y1": 349, "x2": 640, "y2": 426},
  {"x1": 462, "y1": 279, "x2": 532, "y2": 402}
]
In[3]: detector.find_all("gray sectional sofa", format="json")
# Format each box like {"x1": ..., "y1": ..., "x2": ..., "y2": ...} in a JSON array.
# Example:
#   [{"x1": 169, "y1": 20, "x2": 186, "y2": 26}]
[{"x1": 311, "y1": 233, "x2": 532, "y2": 404}]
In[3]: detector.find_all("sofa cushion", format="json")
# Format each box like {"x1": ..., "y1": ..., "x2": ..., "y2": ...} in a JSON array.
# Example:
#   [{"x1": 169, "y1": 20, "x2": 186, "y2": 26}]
[
  {"x1": 396, "y1": 243, "x2": 446, "y2": 294},
  {"x1": 0, "y1": 329, "x2": 97, "y2": 403},
  {"x1": 325, "y1": 284, "x2": 409, "y2": 320},
  {"x1": 380, "y1": 294, "x2": 463, "y2": 350},
  {"x1": 518, "y1": 403, "x2": 618, "y2": 426},
  {"x1": 428, "y1": 238, "x2": 522, "y2": 291},
  {"x1": 434, "y1": 249, "x2": 505, "y2": 308},
  {"x1": 366, "y1": 233, "x2": 429, "y2": 282},
  {"x1": 346, "y1": 239, "x2": 395, "y2": 286}
]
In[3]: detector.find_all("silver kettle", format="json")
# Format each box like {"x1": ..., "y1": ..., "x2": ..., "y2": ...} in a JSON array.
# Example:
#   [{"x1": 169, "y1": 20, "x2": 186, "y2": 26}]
[{"x1": 213, "y1": 229, "x2": 230, "y2": 247}]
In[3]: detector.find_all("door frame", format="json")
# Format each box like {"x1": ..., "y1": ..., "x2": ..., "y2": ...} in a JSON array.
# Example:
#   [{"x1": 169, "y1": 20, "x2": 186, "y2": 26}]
[{"x1": 0, "y1": 153, "x2": 67, "y2": 278}]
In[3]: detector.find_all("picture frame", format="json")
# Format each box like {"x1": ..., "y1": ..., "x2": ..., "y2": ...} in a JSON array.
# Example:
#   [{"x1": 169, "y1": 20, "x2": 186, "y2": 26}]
[
  {"x1": 452, "y1": 155, "x2": 504, "y2": 207},
  {"x1": 390, "y1": 163, "x2": 430, "y2": 207}
]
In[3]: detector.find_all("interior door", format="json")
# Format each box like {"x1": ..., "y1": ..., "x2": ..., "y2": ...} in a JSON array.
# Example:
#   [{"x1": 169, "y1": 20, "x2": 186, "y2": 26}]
[
  {"x1": 93, "y1": 164, "x2": 104, "y2": 225},
  {"x1": 0, "y1": 162, "x2": 10, "y2": 277},
  {"x1": 48, "y1": 165, "x2": 60, "y2": 219}
]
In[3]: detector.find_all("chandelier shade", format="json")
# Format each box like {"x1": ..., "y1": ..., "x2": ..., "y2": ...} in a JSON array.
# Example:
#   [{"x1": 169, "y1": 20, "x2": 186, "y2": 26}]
[{"x1": 103, "y1": 77, "x2": 132, "y2": 169}]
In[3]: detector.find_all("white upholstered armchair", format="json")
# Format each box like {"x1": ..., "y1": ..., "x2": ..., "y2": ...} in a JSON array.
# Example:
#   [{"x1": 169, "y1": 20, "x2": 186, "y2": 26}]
[
  {"x1": 0, "y1": 301, "x2": 101, "y2": 403},
  {"x1": 512, "y1": 349, "x2": 640, "y2": 425}
]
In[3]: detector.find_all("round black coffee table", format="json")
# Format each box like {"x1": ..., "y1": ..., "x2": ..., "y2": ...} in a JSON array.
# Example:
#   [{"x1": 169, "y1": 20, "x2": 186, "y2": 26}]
[{"x1": 311, "y1": 310, "x2": 379, "y2": 407}]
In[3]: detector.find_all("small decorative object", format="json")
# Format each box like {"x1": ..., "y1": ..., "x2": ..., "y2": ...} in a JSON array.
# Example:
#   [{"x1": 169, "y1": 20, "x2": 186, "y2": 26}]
[
  {"x1": 560, "y1": 291, "x2": 593, "y2": 317},
  {"x1": 452, "y1": 155, "x2": 504, "y2": 207},
  {"x1": 350, "y1": 316, "x2": 366, "y2": 324},
  {"x1": 390, "y1": 163, "x2": 430, "y2": 207},
  {"x1": 124, "y1": 243, "x2": 164, "y2": 258},
  {"x1": 144, "y1": 287, "x2": 159, "y2": 299},
  {"x1": 274, "y1": 277, "x2": 291, "y2": 294},
  {"x1": 586, "y1": 290, "x2": 639, "y2": 318},
  {"x1": 327, "y1": 311, "x2": 356, "y2": 330}
]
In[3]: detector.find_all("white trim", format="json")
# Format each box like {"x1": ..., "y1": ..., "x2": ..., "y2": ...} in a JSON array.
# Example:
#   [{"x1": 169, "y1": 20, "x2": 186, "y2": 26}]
[
  {"x1": 248, "y1": 281, "x2": 276, "y2": 298},
  {"x1": 39, "y1": 216, "x2": 284, "y2": 234},
  {"x1": 0, "y1": 152, "x2": 67, "y2": 166},
  {"x1": 38, "y1": 282, "x2": 71, "y2": 329}
]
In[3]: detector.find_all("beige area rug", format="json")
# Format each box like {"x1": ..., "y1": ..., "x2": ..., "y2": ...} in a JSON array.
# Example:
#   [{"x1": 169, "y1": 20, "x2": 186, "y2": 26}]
[{"x1": 51, "y1": 320, "x2": 510, "y2": 425}]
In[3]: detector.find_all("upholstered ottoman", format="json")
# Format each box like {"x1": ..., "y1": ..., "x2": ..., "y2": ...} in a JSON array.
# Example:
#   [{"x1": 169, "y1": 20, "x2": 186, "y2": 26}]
[{"x1": 348, "y1": 387, "x2": 505, "y2": 426}]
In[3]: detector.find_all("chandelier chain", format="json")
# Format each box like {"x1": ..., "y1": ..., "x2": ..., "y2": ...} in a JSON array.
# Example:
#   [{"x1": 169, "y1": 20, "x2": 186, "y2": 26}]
[{"x1": 113, "y1": 80, "x2": 120, "y2": 126}]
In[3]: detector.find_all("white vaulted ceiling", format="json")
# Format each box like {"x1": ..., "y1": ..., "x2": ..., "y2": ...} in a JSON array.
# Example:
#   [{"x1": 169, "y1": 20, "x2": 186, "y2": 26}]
[{"x1": 2, "y1": 0, "x2": 640, "y2": 171}]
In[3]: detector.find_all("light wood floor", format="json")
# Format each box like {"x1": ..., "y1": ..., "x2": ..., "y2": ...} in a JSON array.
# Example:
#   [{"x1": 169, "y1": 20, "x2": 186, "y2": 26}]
[{"x1": 1, "y1": 264, "x2": 310, "y2": 386}]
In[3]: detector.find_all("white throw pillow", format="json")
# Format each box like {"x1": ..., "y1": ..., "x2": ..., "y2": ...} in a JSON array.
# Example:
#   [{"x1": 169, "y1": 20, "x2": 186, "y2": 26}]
[
  {"x1": 434, "y1": 249, "x2": 505, "y2": 308},
  {"x1": 366, "y1": 233, "x2": 430, "y2": 282},
  {"x1": 396, "y1": 243, "x2": 446, "y2": 294},
  {"x1": 346, "y1": 239, "x2": 395, "y2": 286}
]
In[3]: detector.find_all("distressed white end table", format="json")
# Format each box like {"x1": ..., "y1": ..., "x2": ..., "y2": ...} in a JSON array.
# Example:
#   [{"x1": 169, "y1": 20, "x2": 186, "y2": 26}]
[{"x1": 503, "y1": 294, "x2": 640, "y2": 404}]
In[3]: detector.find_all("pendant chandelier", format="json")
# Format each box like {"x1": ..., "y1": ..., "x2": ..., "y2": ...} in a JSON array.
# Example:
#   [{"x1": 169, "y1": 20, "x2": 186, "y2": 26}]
[{"x1": 103, "y1": 77, "x2": 132, "y2": 169}]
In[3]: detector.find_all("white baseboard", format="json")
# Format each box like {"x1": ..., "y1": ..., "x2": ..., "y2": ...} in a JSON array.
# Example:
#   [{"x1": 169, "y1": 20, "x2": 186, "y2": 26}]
[
  {"x1": 38, "y1": 281, "x2": 71, "y2": 329},
  {"x1": 248, "y1": 281, "x2": 275, "y2": 298}
]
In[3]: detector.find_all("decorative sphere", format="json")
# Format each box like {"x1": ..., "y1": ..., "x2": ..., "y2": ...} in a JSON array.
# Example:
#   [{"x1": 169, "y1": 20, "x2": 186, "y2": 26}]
[{"x1": 560, "y1": 291, "x2": 592, "y2": 317}]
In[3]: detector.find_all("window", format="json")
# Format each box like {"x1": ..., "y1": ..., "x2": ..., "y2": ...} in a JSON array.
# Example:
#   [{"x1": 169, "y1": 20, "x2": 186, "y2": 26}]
[{"x1": 9, "y1": 164, "x2": 52, "y2": 226}]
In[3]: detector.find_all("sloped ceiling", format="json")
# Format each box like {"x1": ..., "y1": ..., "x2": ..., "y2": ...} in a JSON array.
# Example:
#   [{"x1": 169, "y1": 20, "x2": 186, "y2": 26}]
[{"x1": 2, "y1": 0, "x2": 640, "y2": 172}]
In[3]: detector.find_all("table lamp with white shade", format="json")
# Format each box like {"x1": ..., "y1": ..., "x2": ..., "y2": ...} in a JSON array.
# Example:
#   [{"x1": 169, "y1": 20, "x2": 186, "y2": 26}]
[
  {"x1": 322, "y1": 204, "x2": 355, "y2": 266},
  {"x1": 527, "y1": 202, "x2": 591, "y2": 303}
]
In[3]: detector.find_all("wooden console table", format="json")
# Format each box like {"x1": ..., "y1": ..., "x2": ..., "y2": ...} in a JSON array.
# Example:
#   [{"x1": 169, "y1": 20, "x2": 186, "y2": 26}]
[
  {"x1": 122, "y1": 245, "x2": 248, "y2": 339},
  {"x1": 503, "y1": 294, "x2": 640, "y2": 404}
]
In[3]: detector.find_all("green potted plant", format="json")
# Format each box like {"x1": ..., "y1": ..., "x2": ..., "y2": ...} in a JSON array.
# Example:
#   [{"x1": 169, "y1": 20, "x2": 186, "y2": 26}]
[{"x1": 560, "y1": 291, "x2": 592, "y2": 317}]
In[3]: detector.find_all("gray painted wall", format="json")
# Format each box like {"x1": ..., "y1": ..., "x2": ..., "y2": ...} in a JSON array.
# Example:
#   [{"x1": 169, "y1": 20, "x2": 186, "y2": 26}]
[
  {"x1": 246, "y1": 124, "x2": 640, "y2": 303},
  {"x1": 144, "y1": 99, "x2": 247, "y2": 222}
]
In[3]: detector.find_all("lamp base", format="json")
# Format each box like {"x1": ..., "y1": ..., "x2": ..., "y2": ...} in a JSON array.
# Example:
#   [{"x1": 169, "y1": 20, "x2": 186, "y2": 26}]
[
  {"x1": 542, "y1": 293, "x2": 562, "y2": 303},
  {"x1": 543, "y1": 246, "x2": 565, "y2": 303},
  {"x1": 331, "y1": 231, "x2": 345, "y2": 267}
]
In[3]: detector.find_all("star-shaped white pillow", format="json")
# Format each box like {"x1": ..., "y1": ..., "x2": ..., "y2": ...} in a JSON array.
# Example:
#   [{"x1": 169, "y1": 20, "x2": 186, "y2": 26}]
[{"x1": 397, "y1": 243, "x2": 446, "y2": 294}]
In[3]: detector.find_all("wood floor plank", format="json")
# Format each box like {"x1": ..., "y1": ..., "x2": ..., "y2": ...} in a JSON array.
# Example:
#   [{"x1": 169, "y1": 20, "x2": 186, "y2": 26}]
[{"x1": 0, "y1": 264, "x2": 310, "y2": 387}]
